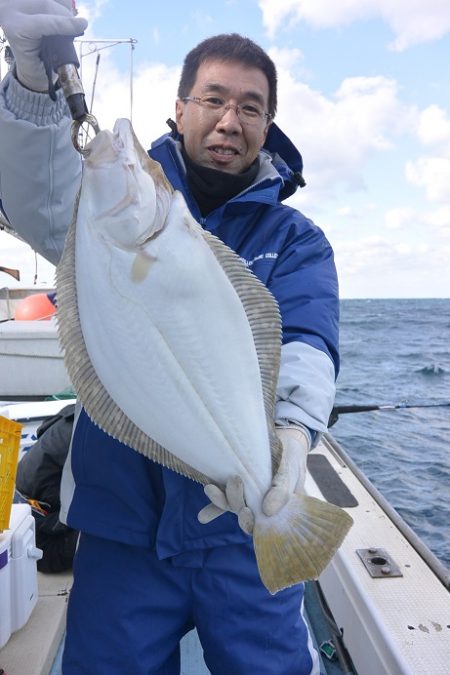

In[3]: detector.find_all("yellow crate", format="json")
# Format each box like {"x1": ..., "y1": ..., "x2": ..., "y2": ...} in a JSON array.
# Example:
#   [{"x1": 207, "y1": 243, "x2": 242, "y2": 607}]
[{"x1": 0, "y1": 415, "x2": 23, "y2": 532}]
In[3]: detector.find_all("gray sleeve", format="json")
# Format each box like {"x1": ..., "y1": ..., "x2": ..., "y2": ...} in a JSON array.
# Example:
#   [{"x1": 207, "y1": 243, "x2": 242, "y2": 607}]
[
  {"x1": 275, "y1": 340, "x2": 336, "y2": 433},
  {"x1": 0, "y1": 72, "x2": 82, "y2": 264}
]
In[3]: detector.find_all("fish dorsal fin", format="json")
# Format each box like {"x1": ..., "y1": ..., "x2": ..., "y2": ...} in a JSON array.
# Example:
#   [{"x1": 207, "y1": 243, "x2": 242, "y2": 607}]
[
  {"x1": 57, "y1": 193, "x2": 282, "y2": 485},
  {"x1": 201, "y1": 228, "x2": 283, "y2": 470}
]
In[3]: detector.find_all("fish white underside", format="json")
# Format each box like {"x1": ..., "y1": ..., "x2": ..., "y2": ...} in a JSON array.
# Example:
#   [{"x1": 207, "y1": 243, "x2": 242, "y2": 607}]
[{"x1": 75, "y1": 188, "x2": 273, "y2": 513}]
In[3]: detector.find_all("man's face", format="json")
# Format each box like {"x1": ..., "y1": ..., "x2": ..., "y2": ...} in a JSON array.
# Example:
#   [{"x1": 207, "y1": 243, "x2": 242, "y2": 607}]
[{"x1": 176, "y1": 59, "x2": 271, "y2": 174}]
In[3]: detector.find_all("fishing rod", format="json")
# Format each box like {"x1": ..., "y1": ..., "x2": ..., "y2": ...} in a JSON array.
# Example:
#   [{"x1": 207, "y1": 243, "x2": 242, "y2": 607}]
[{"x1": 328, "y1": 401, "x2": 450, "y2": 427}]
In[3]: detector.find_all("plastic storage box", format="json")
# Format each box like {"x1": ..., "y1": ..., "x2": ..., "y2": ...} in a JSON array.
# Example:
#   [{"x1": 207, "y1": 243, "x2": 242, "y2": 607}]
[
  {"x1": 0, "y1": 501, "x2": 43, "y2": 648},
  {"x1": 0, "y1": 415, "x2": 22, "y2": 531}
]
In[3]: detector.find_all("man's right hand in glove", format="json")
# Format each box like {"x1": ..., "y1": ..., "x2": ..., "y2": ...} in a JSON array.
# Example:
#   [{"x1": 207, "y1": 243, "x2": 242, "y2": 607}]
[
  {"x1": 198, "y1": 425, "x2": 311, "y2": 535},
  {"x1": 0, "y1": 0, "x2": 87, "y2": 92}
]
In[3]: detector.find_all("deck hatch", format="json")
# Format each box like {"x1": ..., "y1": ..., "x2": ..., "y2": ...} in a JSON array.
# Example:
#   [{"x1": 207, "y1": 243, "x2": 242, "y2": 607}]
[{"x1": 356, "y1": 547, "x2": 403, "y2": 578}]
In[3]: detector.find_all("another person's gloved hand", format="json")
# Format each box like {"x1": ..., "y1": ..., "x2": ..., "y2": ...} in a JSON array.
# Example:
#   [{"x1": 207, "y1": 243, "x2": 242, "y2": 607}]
[
  {"x1": 0, "y1": 0, "x2": 87, "y2": 92},
  {"x1": 198, "y1": 424, "x2": 311, "y2": 534}
]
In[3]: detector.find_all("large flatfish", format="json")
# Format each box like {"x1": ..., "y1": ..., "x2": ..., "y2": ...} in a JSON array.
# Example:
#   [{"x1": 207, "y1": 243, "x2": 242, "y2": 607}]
[{"x1": 56, "y1": 118, "x2": 352, "y2": 594}]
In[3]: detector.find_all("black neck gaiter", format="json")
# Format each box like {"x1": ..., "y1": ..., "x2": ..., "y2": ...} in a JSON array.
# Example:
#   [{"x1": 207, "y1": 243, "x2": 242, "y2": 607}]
[{"x1": 181, "y1": 146, "x2": 259, "y2": 217}]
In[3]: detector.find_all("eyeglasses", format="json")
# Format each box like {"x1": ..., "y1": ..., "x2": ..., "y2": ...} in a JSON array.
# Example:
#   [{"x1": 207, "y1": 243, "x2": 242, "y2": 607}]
[{"x1": 181, "y1": 95, "x2": 272, "y2": 127}]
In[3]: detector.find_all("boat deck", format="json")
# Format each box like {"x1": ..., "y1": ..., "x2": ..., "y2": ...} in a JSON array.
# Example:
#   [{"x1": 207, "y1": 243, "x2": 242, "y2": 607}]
[{"x1": 0, "y1": 571, "x2": 71, "y2": 675}]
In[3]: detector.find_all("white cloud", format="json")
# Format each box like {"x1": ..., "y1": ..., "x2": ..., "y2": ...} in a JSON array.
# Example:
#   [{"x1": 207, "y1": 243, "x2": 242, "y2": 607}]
[
  {"x1": 259, "y1": 0, "x2": 450, "y2": 50},
  {"x1": 405, "y1": 156, "x2": 450, "y2": 202},
  {"x1": 383, "y1": 204, "x2": 450, "y2": 237},
  {"x1": 337, "y1": 206, "x2": 354, "y2": 217},
  {"x1": 259, "y1": 0, "x2": 371, "y2": 35},
  {"x1": 404, "y1": 105, "x2": 450, "y2": 205},
  {"x1": 77, "y1": 0, "x2": 110, "y2": 23},
  {"x1": 334, "y1": 235, "x2": 426, "y2": 282},
  {"x1": 269, "y1": 46, "x2": 304, "y2": 72},
  {"x1": 417, "y1": 105, "x2": 450, "y2": 148},
  {"x1": 384, "y1": 207, "x2": 416, "y2": 229},
  {"x1": 333, "y1": 234, "x2": 448, "y2": 298},
  {"x1": 425, "y1": 205, "x2": 450, "y2": 237},
  {"x1": 270, "y1": 54, "x2": 408, "y2": 196},
  {"x1": 383, "y1": 0, "x2": 450, "y2": 51}
]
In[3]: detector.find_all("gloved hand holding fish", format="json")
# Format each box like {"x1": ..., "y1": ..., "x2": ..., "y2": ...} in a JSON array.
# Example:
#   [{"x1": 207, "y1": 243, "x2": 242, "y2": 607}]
[
  {"x1": 198, "y1": 425, "x2": 312, "y2": 533},
  {"x1": 56, "y1": 118, "x2": 353, "y2": 594}
]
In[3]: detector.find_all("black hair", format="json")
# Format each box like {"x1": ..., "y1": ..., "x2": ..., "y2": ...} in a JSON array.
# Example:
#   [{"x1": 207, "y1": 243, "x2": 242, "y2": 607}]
[{"x1": 177, "y1": 33, "x2": 277, "y2": 118}]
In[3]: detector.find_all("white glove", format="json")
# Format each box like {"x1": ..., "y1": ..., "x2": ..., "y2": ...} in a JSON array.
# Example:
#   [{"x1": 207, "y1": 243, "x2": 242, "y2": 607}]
[
  {"x1": 197, "y1": 425, "x2": 311, "y2": 533},
  {"x1": 0, "y1": 0, "x2": 88, "y2": 92},
  {"x1": 198, "y1": 475, "x2": 255, "y2": 535},
  {"x1": 261, "y1": 425, "x2": 310, "y2": 516}
]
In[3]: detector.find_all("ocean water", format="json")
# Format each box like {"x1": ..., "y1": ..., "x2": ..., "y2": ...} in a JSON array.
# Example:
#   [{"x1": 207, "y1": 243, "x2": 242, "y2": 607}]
[{"x1": 331, "y1": 298, "x2": 450, "y2": 570}]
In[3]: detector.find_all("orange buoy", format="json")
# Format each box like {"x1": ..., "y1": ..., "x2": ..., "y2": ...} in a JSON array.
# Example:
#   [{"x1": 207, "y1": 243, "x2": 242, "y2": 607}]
[{"x1": 14, "y1": 293, "x2": 56, "y2": 321}]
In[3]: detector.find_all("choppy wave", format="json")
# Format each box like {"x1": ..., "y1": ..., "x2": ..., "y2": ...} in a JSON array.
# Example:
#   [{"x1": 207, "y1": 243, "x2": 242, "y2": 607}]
[
  {"x1": 334, "y1": 298, "x2": 450, "y2": 569},
  {"x1": 416, "y1": 364, "x2": 447, "y2": 376}
]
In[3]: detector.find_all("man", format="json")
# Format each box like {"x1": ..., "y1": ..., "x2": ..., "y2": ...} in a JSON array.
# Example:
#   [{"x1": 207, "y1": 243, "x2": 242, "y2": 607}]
[{"x1": 0, "y1": 2, "x2": 338, "y2": 673}]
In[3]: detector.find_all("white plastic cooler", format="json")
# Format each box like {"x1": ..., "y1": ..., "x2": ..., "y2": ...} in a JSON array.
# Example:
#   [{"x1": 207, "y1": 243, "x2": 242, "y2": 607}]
[{"x1": 0, "y1": 503, "x2": 42, "y2": 648}]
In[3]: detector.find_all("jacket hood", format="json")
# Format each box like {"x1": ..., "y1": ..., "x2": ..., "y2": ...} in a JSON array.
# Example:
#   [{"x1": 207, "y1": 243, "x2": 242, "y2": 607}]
[{"x1": 262, "y1": 122, "x2": 306, "y2": 201}]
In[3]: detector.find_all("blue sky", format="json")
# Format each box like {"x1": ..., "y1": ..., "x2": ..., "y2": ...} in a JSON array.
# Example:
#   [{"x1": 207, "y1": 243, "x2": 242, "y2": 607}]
[{"x1": 1, "y1": 0, "x2": 450, "y2": 297}]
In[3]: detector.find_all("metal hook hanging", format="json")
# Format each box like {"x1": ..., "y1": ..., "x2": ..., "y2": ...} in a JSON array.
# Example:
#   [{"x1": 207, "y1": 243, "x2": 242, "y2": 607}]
[{"x1": 71, "y1": 114, "x2": 101, "y2": 156}]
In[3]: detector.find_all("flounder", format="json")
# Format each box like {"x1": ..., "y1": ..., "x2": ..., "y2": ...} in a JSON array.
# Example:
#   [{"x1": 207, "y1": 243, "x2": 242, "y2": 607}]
[{"x1": 56, "y1": 118, "x2": 352, "y2": 594}]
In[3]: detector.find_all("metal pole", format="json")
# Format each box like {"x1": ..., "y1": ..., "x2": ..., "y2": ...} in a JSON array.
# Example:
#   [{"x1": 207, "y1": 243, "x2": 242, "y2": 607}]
[{"x1": 130, "y1": 41, "x2": 135, "y2": 122}]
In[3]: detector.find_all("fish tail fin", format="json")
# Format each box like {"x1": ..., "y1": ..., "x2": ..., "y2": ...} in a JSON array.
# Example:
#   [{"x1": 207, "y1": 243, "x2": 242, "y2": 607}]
[{"x1": 253, "y1": 493, "x2": 353, "y2": 594}]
